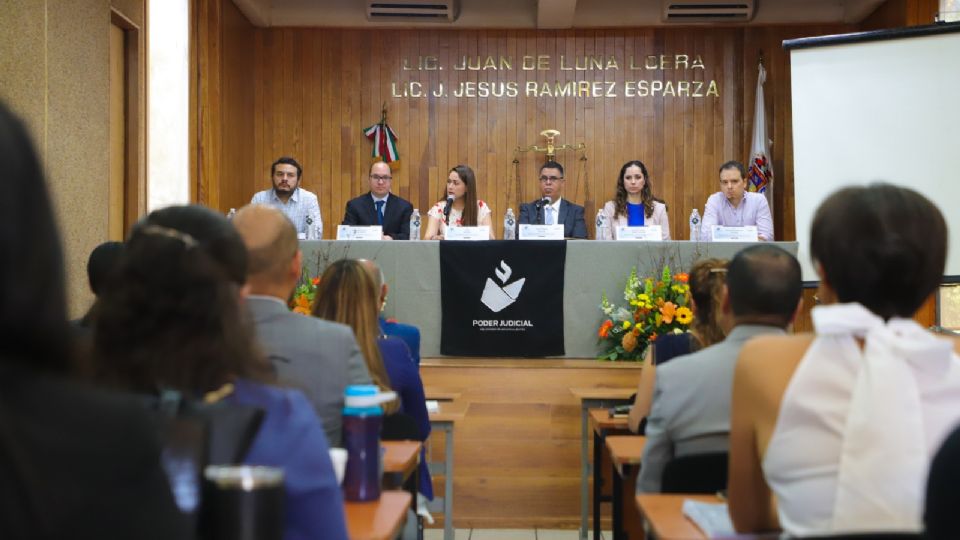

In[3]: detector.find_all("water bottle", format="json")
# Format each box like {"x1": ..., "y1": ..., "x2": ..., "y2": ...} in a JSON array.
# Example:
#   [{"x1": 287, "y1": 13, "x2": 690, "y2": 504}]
[
  {"x1": 689, "y1": 209, "x2": 701, "y2": 241},
  {"x1": 342, "y1": 385, "x2": 395, "y2": 502},
  {"x1": 503, "y1": 208, "x2": 516, "y2": 240},
  {"x1": 226, "y1": 208, "x2": 237, "y2": 220},
  {"x1": 596, "y1": 209, "x2": 610, "y2": 240},
  {"x1": 409, "y1": 209, "x2": 421, "y2": 241}
]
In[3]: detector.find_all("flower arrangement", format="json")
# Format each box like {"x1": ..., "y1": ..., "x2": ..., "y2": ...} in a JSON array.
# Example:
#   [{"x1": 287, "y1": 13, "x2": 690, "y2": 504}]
[
  {"x1": 597, "y1": 266, "x2": 693, "y2": 361},
  {"x1": 290, "y1": 272, "x2": 320, "y2": 315}
]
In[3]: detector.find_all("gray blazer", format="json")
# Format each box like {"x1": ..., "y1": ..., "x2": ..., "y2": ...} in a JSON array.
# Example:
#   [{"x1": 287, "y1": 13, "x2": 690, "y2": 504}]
[
  {"x1": 246, "y1": 296, "x2": 371, "y2": 447},
  {"x1": 637, "y1": 324, "x2": 785, "y2": 493}
]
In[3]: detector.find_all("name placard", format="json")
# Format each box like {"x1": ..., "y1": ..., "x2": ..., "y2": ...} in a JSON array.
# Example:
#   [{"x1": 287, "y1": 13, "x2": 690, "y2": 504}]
[
  {"x1": 711, "y1": 225, "x2": 759, "y2": 242},
  {"x1": 445, "y1": 226, "x2": 490, "y2": 241},
  {"x1": 518, "y1": 224, "x2": 565, "y2": 240},
  {"x1": 615, "y1": 225, "x2": 662, "y2": 242},
  {"x1": 337, "y1": 225, "x2": 383, "y2": 241}
]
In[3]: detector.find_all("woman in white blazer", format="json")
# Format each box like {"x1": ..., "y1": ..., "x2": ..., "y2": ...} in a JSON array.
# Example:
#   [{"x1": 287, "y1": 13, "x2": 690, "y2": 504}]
[{"x1": 598, "y1": 160, "x2": 670, "y2": 240}]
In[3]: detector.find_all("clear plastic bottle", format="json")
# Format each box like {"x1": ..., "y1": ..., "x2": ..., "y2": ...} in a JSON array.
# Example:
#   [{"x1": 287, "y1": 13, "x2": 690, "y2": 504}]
[
  {"x1": 503, "y1": 208, "x2": 516, "y2": 240},
  {"x1": 689, "y1": 208, "x2": 701, "y2": 241},
  {"x1": 596, "y1": 209, "x2": 610, "y2": 240},
  {"x1": 409, "y1": 209, "x2": 421, "y2": 241}
]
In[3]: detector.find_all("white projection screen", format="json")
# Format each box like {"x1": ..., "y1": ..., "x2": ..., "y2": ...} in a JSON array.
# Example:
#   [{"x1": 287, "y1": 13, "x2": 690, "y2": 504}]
[{"x1": 787, "y1": 26, "x2": 960, "y2": 283}]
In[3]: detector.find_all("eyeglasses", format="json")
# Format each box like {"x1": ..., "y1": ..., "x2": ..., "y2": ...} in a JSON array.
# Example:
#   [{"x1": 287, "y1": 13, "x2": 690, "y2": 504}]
[
  {"x1": 370, "y1": 175, "x2": 393, "y2": 182},
  {"x1": 539, "y1": 176, "x2": 563, "y2": 183}
]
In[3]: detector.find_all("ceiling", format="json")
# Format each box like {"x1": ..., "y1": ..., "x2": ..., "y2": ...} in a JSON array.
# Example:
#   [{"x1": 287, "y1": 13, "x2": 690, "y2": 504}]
[{"x1": 232, "y1": 0, "x2": 889, "y2": 28}]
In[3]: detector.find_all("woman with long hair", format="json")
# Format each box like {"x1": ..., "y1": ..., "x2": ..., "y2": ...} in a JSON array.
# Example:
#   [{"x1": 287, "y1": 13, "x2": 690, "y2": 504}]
[
  {"x1": 728, "y1": 184, "x2": 960, "y2": 536},
  {"x1": 627, "y1": 258, "x2": 730, "y2": 433},
  {"x1": 93, "y1": 205, "x2": 348, "y2": 540},
  {"x1": 312, "y1": 259, "x2": 433, "y2": 501},
  {"x1": 424, "y1": 164, "x2": 495, "y2": 239},
  {"x1": 599, "y1": 160, "x2": 670, "y2": 240},
  {"x1": 0, "y1": 101, "x2": 187, "y2": 539}
]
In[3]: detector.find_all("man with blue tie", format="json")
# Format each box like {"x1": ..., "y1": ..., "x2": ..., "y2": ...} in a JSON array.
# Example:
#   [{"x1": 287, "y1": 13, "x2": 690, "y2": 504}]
[
  {"x1": 518, "y1": 160, "x2": 588, "y2": 239},
  {"x1": 341, "y1": 161, "x2": 415, "y2": 240}
]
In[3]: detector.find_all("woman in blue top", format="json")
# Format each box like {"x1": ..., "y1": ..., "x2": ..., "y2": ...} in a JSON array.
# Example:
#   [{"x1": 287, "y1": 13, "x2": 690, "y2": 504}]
[
  {"x1": 313, "y1": 260, "x2": 433, "y2": 500},
  {"x1": 92, "y1": 205, "x2": 348, "y2": 540},
  {"x1": 599, "y1": 160, "x2": 671, "y2": 240}
]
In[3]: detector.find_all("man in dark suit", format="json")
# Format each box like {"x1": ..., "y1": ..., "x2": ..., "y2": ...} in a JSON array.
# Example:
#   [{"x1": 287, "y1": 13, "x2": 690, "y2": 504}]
[
  {"x1": 341, "y1": 161, "x2": 415, "y2": 240},
  {"x1": 233, "y1": 204, "x2": 371, "y2": 447},
  {"x1": 518, "y1": 160, "x2": 588, "y2": 239}
]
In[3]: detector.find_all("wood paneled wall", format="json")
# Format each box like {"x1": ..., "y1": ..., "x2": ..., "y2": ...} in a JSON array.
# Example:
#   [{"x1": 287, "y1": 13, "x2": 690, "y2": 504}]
[{"x1": 196, "y1": 2, "x2": 852, "y2": 241}]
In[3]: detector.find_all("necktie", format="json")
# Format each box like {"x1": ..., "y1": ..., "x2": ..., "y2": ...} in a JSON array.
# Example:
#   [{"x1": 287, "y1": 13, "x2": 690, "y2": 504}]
[
  {"x1": 375, "y1": 200, "x2": 385, "y2": 225},
  {"x1": 545, "y1": 206, "x2": 555, "y2": 225}
]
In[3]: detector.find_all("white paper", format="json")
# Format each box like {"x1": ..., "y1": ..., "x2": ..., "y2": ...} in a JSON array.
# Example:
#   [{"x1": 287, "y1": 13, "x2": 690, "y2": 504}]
[
  {"x1": 615, "y1": 225, "x2": 662, "y2": 241},
  {"x1": 337, "y1": 225, "x2": 383, "y2": 240},
  {"x1": 426, "y1": 400, "x2": 439, "y2": 413},
  {"x1": 711, "y1": 225, "x2": 759, "y2": 242},
  {"x1": 518, "y1": 224, "x2": 564, "y2": 240},
  {"x1": 681, "y1": 500, "x2": 734, "y2": 538},
  {"x1": 445, "y1": 226, "x2": 490, "y2": 241}
]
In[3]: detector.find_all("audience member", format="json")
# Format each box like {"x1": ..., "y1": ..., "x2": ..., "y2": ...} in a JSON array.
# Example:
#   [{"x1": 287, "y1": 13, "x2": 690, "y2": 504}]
[
  {"x1": 250, "y1": 156, "x2": 322, "y2": 239},
  {"x1": 92, "y1": 205, "x2": 348, "y2": 540},
  {"x1": 628, "y1": 258, "x2": 730, "y2": 433},
  {"x1": 341, "y1": 161, "x2": 415, "y2": 239},
  {"x1": 637, "y1": 244, "x2": 801, "y2": 493},
  {"x1": 233, "y1": 204, "x2": 371, "y2": 447},
  {"x1": 598, "y1": 160, "x2": 670, "y2": 240},
  {"x1": 0, "y1": 101, "x2": 188, "y2": 539},
  {"x1": 75, "y1": 241, "x2": 124, "y2": 326},
  {"x1": 518, "y1": 160, "x2": 587, "y2": 238},
  {"x1": 424, "y1": 165, "x2": 494, "y2": 240},
  {"x1": 925, "y1": 422, "x2": 960, "y2": 540},
  {"x1": 359, "y1": 258, "x2": 422, "y2": 365},
  {"x1": 700, "y1": 160, "x2": 774, "y2": 241},
  {"x1": 728, "y1": 184, "x2": 960, "y2": 536},
  {"x1": 313, "y1": 260, "x2": 433, "y2": 502}
]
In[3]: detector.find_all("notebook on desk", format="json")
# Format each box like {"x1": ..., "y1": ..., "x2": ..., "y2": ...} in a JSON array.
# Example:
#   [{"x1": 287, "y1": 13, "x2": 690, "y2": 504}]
[{"x1": 682, "y1": 499, "x2": 735, "y2": 538}]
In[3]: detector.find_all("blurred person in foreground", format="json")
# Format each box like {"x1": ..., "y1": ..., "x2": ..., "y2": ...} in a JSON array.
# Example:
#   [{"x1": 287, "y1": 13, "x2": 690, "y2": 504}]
[
  {"x1": 91, "y1": 204, "x2": 348, "y2": 540},
  {"x1": 0, "y1": 101, "x2": 187, "y2": 539},
  {"x1": 728, "y1": 184, "x2": 960, "y2": 536}
]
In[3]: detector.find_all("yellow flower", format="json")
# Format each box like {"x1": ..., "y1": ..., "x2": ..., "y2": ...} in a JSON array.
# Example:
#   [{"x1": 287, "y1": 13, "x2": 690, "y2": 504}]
[
  {"x1": 676, "y1": 306, "x2": 693, "y2": 324},
  {"x1": 622, "y1": 320, "x2": 632, "y2": 329}
]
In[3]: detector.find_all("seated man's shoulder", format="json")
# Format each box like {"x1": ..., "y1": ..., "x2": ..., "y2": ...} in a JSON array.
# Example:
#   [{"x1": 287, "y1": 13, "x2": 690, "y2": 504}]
[
  {"x1": 565, "y1": 199, "x2": 585, "y2": 211},
  {"x1": 299, "y1": 188, "x2": 319, "y2": 202}
]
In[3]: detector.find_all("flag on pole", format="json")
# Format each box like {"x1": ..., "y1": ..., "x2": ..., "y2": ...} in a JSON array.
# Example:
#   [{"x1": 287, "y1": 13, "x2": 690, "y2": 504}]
[
  {"x1": 364, "y1": 105, "x2": 399, "y2": 163},
  {"x1": 748, "y1": 61, "x2": 773, "y2": 205}
]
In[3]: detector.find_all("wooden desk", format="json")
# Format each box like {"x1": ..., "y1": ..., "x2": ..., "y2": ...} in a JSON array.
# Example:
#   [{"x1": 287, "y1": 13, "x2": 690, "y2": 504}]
[
  {"x1": 427, "y1": 399, "x2": 468, "y2": 540},
  {"x1": 570, "y1": 387, "x2": 635, "y2": 539},
  {"x1": 382, "y1": 440, "x2": 421, "y2": 490},
  {"x1": 346, "y1": 490, "x2": 412, "y2": 540},
  {"x1": 589, "y1": 407, "x2": 633, "y2": 540},
  {"x1": 606, "y1": 436, "x2": 646, "y2": 540},
  {"x1": 424, "y1": 387, "x2": 462, "y2": 401}
]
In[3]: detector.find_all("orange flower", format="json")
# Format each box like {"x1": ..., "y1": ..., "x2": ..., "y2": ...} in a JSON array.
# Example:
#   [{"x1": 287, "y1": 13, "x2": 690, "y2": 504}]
[
  {"x1": 659, "y1": 301, "x2": 677, "y2": 324},
  {"x1": 311, "y1": 276, "x2": 320, "y2": 286},
  {"x1": 621, "y1": 331, "x2": 637, "y2": 353},
  {"x1": 292, "y1": 294, "x2": 312, "y2": 315},
  {"x1": 650, "y1": 332, "x2": 658, "y2": 342},
  {"x1": 674, "y1": 273, "x2": 689, "y2": 283},
  {"x1": 598, "y1": 320, "x2": 614, "y2": 339}
]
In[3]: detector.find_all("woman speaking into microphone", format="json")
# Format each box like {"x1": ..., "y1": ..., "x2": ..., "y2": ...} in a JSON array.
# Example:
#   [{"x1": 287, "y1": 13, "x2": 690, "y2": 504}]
[{"x1": 424, "y1": 164, "x2": 495, "y2": 240}]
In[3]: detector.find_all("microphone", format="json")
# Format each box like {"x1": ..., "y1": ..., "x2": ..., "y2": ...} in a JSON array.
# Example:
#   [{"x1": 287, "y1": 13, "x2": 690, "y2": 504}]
[
  {"x1": 443, "y1": 196, "x2": 454, "y2": 225},
  {"x1": 536, "y1": 197, "x2": 551, "y2": 224}
]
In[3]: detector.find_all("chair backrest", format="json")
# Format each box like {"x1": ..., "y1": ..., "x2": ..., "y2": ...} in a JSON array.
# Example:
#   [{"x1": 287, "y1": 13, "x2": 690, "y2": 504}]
[
  {"x1": 660, "y1": 451, "x2": 728, "y2": 494},
  {"x1": 381, "y1": 412, "x2": 419, "y2": 441}
]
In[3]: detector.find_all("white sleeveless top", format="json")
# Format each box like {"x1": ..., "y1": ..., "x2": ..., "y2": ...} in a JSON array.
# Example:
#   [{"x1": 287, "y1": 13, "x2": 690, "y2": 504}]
[{"x1": 762, "y1": 303, "x2": 960, "y2": 536}]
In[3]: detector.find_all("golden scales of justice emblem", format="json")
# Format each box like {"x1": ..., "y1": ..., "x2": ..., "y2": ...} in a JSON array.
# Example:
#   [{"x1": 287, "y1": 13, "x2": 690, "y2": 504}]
[{"x1": 514, "y1": 129, "x2": 586, "y2": 161}]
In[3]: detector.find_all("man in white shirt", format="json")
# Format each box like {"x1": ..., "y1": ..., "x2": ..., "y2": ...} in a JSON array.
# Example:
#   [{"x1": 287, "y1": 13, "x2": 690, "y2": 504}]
[
  {"x1": 517, "y1": 160, "x2": 587, "y2": 239},
  {"x1": 250, "y1": 156, "x2": 322, "y2": 239}
]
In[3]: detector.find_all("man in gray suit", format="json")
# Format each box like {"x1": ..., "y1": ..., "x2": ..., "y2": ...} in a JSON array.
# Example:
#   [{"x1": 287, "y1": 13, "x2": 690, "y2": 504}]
[
  {"x1": 637, "y1": 244, "x2": 802, "y2": 493},
  {"x1": 233, "y1": 204, "x2": 371, "y2": 447}
]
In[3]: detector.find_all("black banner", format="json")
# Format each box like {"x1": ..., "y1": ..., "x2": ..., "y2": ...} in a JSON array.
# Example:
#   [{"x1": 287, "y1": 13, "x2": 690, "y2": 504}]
[{"x1": 440, "y1": 240, "x2": 566, "y2": 357}]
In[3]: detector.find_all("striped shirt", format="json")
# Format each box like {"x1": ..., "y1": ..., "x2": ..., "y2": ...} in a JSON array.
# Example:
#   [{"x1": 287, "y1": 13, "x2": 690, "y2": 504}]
[{"x1": 251, "y1": 187, "x2": 323, "y2": 239}]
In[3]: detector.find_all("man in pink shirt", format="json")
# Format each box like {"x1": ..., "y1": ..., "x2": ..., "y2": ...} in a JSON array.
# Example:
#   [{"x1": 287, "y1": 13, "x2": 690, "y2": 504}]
[{"x1": 700, "y1": 160, "x2": 774, "y2": 241}]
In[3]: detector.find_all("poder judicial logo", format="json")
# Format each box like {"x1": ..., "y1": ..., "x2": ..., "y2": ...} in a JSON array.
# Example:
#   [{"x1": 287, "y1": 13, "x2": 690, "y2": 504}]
[{"x1": 480, "y1": 260, "x2": 525, "y2": 313}]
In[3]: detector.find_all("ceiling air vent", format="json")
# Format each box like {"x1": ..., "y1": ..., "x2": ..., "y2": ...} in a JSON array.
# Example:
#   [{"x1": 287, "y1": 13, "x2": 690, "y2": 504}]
[
  {"x1": 662, "y1": 0, "x2": 755, "y2": 22},
  {"x1": 367, "y1": 1, "x2": 459, "y2": 23}
]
